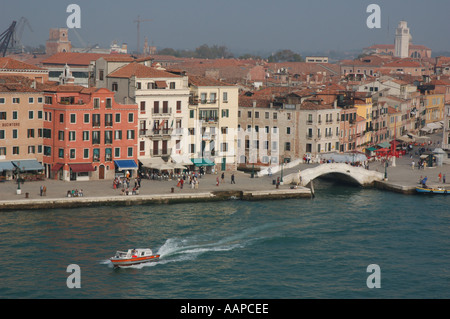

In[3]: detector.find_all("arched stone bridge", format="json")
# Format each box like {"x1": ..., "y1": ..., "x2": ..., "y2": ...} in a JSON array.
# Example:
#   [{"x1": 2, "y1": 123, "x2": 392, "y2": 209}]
[{"x1": 283, "y1": 163, "x2": 385, "y2": 187}]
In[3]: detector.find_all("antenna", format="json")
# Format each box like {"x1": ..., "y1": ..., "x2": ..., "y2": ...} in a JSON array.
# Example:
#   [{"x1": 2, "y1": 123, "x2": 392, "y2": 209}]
[{"x1": 133, "y1": 15, "x2": 151, "y2": 54}]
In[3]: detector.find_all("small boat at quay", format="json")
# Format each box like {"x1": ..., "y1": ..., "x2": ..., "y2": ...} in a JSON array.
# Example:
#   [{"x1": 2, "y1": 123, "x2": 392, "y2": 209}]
[
  {"x1": 416, "y1": 187, "x2": 449, "y2": 194},
  {"x1": 110, "y1": 248, "x2": 160, "y2": 267}
]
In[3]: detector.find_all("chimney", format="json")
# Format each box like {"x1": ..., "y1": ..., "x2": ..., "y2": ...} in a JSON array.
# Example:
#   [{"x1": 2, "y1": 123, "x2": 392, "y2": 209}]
[{"x1": 252, "y1": 101, "x2": 257, "y2": 108}]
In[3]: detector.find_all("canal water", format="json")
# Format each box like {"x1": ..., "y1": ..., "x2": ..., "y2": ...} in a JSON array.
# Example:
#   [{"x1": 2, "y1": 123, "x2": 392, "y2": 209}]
[{"x1": 0, "y1": 180, "x2": 449, "y2": 299}]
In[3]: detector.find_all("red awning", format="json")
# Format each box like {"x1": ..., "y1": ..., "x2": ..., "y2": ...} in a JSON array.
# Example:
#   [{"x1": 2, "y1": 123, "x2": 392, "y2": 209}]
[
  {"x1": 69, "y1": 163, "x2": 95, "y2": 173},
  {"x1": 51, "y1": 163, "x2": 64, "y2": 171}
]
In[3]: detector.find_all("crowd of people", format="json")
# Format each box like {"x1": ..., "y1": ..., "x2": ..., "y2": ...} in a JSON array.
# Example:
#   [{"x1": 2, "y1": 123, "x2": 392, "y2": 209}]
[{"x1": 66, "y1": 189, "x2": 84, "y2": 197}]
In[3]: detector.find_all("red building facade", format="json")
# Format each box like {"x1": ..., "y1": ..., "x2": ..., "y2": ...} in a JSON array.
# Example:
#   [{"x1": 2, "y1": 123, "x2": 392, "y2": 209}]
[{"x1": 42, "y1": 85, "x2": 138, "y2": 181}]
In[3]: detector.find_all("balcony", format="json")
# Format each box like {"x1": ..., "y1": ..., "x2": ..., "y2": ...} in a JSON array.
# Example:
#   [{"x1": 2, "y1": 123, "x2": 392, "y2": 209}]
[
  {"x1": 306, "y1": 120, "x2": 313, "y2": 125},
  {"x1": 152, "y1": 108, "x2": 172, "y2": 116},
  {"x1": 306, "y1": 134, "x2": 313, "y2": 140},
  {"x1": 152, "y1": 148, "x2": 172, "y2": 157}
]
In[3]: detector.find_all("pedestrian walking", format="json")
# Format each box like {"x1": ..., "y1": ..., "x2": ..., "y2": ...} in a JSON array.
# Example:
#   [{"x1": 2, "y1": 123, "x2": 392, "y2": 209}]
[
  {"x1": 438, "y1": 172, "x2": 442, "y2": 183},
  {"x1": 443, "y1": 174, "x2": 446, "y2": 184},
  {"x1": 180, "y1": 178, "x2": 184, "y2": 189},
  {"x1": 221, "y1": 172, "x2": 225, "y2": 183},
  {"x1": 40, "y1": 185, "x2": 43, "y2": 196},
  {"x1": 43, "y1": 185, "x2": 46, "y2": 196},
  {"x1": 231, "y1": 173, "x2": 235, "y2": 184},
  {"x1": 411, "y1": 161, "x2": 415, "y2": 170},
  {"x1": 216, "y1": 177, "x2": 219, "y2": 186}
]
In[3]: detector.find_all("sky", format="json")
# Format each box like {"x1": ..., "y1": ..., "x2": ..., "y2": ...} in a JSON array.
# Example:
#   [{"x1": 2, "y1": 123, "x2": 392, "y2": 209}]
[{"x1": 1, "y1": 0, "x2": 450, "y2": 56}]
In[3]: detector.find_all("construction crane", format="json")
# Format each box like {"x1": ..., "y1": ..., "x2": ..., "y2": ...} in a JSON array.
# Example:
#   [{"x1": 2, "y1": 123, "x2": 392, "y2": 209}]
[
  {"x1": 133, "y1": 15, "x2": 151, "y2": 54},
  {"x1": 0, "y1": 21, "x2": 16, "y2": 57},
  {"x1": 12, "y1": 17, "x2": 33, "y2": 53}
]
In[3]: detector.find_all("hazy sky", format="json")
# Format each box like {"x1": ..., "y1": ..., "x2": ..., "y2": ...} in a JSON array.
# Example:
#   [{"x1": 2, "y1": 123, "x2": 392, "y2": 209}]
[{"x1": 1, "y1": 0, "x2": 449, "y2": 55}]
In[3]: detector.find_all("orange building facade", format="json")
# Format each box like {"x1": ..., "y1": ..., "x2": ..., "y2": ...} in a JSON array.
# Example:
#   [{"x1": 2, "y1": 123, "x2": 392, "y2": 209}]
[{"x1": 42, "y1": 86, "x2": 138, "y2": 181}]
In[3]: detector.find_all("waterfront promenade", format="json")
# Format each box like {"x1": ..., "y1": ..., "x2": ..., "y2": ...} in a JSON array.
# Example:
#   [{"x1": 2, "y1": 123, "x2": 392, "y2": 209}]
[{"x1": 1, "y1": 133, "x2": 449, "y2": 209}]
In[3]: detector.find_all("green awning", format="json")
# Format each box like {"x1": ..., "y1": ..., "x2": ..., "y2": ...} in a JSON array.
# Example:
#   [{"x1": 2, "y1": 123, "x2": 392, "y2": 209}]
[
  {"x1": 12, "y1": 160, "x2": 44, "y2": 171},
  {"x1": 366, "y1": 147, "x2": 377, "y2": 152},
  {"x1": 191, "y1": 158, "x2": 215, "y2": 166},
  {"x1": 377, "y1": 142, "x2": 391, "y2": 148},
  {"x1": 0, "y1": 161, "x2": 15, "y2": 172}
]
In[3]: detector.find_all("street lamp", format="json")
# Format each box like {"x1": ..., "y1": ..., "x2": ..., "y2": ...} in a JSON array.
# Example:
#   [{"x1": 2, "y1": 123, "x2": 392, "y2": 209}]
[
  {"x1": 281, "y1": 158, "x2": 284, "y2": 183},
  {"x1": 14, "y1": 163, "x2": 22, "y2": 194}
]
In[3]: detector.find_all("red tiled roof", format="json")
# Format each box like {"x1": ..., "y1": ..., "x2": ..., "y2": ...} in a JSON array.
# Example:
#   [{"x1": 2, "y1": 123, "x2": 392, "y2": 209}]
[
  {"x1": 0, "y1": 57, "x2": 46, "y2": 71},
  {"x1": 107, "y1": 62, "x2": 180, "y2": 79},
  {"x1": 300, "y1": 101, "x2": 334, "y2": 110},
  {"x1": 188, "y1": 75, "x2": 235, "y2": 87}
]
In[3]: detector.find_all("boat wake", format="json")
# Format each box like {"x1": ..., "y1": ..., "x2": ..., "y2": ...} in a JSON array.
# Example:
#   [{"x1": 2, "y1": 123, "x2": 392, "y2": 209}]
[{"x1": 102, "y1": 221, "x2": 288, "y2": 269}]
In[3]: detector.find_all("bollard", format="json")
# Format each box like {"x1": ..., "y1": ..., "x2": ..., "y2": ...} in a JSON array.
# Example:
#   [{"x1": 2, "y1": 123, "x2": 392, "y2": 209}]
[
  {"x1": 171, "y1": 187, "x2": 174, "y2": 193},
  {"x1": 25, "y1": 192, "x2": 29, "y2": 198}
]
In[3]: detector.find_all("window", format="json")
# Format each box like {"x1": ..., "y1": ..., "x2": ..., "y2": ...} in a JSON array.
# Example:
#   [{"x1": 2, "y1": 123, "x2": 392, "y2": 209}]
[
  {"x1": 136, "y1": 82, "x2": 141, "y2": 90},
  {"x1": 223, "y1": 92, "x2": 228, "y2": 102},
  {"x1": 140, "y1": 101, "x2": 146, "y2": 113},
  {"x1": 45, "y1": 96, "x2": 53, "y2": 104},
  {"x1": 92, "y1": 114, "x2": 100, "y2": 127},
  {"x1": 285, "y1": 142, "x2": 291, "y2": 151},
  {"x1": 29, "y1": 97, "x2": 34, "y2": 104},
  {"x1": 70, "y1": 114, "x2": 76, "y2": 124},
  {"x1": 106, "y1": 98, "x2": 112, "y2": 109},
  {"x1": 99, "y1": 70, "x2": 104, "y2": 81},
  {"x1": 287, "y1": 127, "x2": 291, "y2": 134},
  {"x1": 59, "y1": 148, "x2": 64, "y2": 158},
  {"x1": 0, "y1": 112, "x2": 6, "y2": 120},
  {"x1": 128, "y1": 113, "x2": 134, "y2": 122},
  {"x1": 105, "y1": 114, "x2": 113, "y2": 127},
  {"x1": 83, "y1": 149, "x2": 89, "y2": 159},
  {"x1": 210, "y1": 93, "x2": 216, "y2": 103},
  {"x1": 273, "y1": 113, "x2": 277, "y2": 120},
  {"x1": 114, "y1": 130, "x2": 122, "y2": 140},
  {"x1": 13, "y1": 146, "x2": 19, "y2": 155},
  {"x1": 112, "y1": 82, "x2": 118, "y2": 91},
  {"x1": 44, "y1": 146, "x2": 51, "y2": 156},
  {"x1": 127, "y1": 147, "x2": 133, "y2": 157},
  {"x1": 38, "y1": 111, "x2": 43, "y2": 119},
  {"x1": 221, "y1": 143, "x2": 228, "y2": 152},
  {"x1": 0, "y1": 147, "x2": 6, "y2": 155},
  {"x1": 92, "y1": 131, "x2": 100, "y2": 144},
  {"x1": 28, "y1": 146, "x2": 35, "y2": 154},
  {"x1": 190, "y1": 110, "x2": 194, "y2": 118},
  {"x1": 115, "y1": 113, "x2": 121, "y2": 123},
  {"x1": 84, "y1": 113, "x2": 90, "y2": 123},
  {"x1": 104, "y1": 130, "x2": 112, "y2": 144},
  {"x1": 93, "y1": 148, "x2": 100, "y2": 162},
  {"x1": 176, "y1": 101, "x2": 181, "y2": 113},
  {"x1": 114, "y1": 147, "x2": 120, "y2": 158},
  {"x1": 93, "y1": 98, "x2": 100, "y2": 109},
  {"x1": 163, "y1": 101, "x2": 169, "y2": 113},
  {"x1": 59, "y1": 113, "x2": 64, "y2": 123},
  {"x1": 201, "y1": 93, "x2": 207, "y2": 104},
  {"x1": 0, "y1": 130, "x2": 4, "y2": 139},
  {"x1": 153, "y1": 101, "x2": 160, "y2": 114},
  {"x1": 255, "y1": 111, "x2": 259, "y2": 119},
  {"x1": 70, "y1": 149, "x2": 76, "y2": 159},
  {"x1": 12, "y1": 111, "x2": 17, "y2": 120},
  {"x1": 248, "y1": 111, "x2": 252, "y2": 118},
  {"x1": 28, "y1": 111, "x2": 34, "y2": 119},
  {"x1": 127, "y1": 130, "x2": 135, "y2": 139},
  {"x1": 82, "y1": 131, "x2": 89, "y2": 141},
  {"x1": 26, "y1": 129, "x2": 35, "y2": 138},
  {"x1": 12, "y1": 98, "x2": 20, "y2": 104},
  {"x1": 170, "y1": 82, "x2": 176, "y2": 89},
  {"x1": 105, "y1": 148, "x2": 112, "y2": 161},
  {"x1": 0, "y1": 98, "x2": 4, "y2": 104},
  {"x1": 12, "y1": 129, "x2": 18, "y2": 139},
  {"x1": 69, "y1": 131, "x2": 76, "y2": 141}
]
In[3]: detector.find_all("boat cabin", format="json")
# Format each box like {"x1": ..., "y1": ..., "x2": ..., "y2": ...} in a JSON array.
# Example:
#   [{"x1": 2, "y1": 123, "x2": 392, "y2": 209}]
[{"x1": 114, "y1": 248, "x2": 154, "y2": 259}]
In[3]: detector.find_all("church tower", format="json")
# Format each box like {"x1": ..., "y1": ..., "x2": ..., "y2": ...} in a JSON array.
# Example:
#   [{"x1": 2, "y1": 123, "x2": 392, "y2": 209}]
[{"x1": 394, "y1": 21, "x2": 410, "y2": 58}]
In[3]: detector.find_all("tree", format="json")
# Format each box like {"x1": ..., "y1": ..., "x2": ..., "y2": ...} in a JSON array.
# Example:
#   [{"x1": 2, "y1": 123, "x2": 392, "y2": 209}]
[{"x1": 268, "y1": 50, "x2": 303, "y2": 63}]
